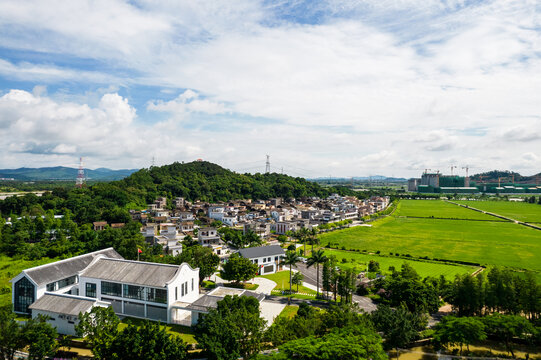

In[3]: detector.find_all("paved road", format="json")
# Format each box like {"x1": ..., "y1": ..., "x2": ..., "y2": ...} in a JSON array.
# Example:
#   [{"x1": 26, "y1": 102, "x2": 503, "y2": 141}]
[{"x1": 295, "y1": 263, "x2": 377, "y2": 313}]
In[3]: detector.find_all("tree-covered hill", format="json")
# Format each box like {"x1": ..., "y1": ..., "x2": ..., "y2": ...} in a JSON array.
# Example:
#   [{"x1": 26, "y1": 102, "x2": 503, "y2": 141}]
[
  {"x1": 119, "y1": 161, "x2": 355, "y2": 204},
  {"x1": 0, "y1": 161, "x2": 356, "y2": 224},
  {"x1": 471, "y1": 170, "x2": 541, "y2": 184}
]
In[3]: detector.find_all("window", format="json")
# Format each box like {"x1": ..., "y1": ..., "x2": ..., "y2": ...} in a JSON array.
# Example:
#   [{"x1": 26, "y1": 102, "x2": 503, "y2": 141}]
[
  {"x1": 185, "y1": 281, "x2": 188, "y2": 294},
  {"x1": 175, "y1": 287, "x2": 178, "y2": 300},
  {"x1": 14, "y1": 277, "x2": 34, "y2": 314},
  {"x1": 86, "y1": 283, "x2": 97, "y2": 298},
  {"x1": 58, "y1": 275, "x2": 77, "y2": 289},
  {"x1": 46, "y1": 282, "x2": 56, "y2": 292},
  {"x1": 123, "y1": 284, "x2": 145, "y2": 301},
  {"x1": 148, "y1": 288, "x2": 167, "y2": 304},
  {"x1": 101, "y1": 281, "x2": 122, "y2": 297},
  {"x1": 181, "y1": 283, "x2": 185, "y2": 297},
  {"x1": 191, "y1": 278, "x2": 194, "y2": 291}
]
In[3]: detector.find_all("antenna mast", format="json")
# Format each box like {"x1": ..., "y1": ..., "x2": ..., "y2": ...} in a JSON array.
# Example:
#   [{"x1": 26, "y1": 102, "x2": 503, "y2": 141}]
[
  {"x1": 76, "y1": 157, "x2": 85, "y2": 188},
  {"x1": 265, "y1": 155, "x2": 271, "y2": 173}
]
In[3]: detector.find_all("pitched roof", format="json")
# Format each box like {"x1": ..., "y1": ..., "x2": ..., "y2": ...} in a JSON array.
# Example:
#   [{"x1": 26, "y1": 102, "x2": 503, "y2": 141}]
[
  {"x1": 238, "y1": 245, "x2": 285, "y2": 259},
  {"x1": 24, "y1": 248, "x2": 123, "y2": 286},
  {"x1": 81, "y1": 258, "x2": 187, "y2": 287},
  {"x1": 28, "y1": 293, "x2": 102, "y2": 316},
  {"x1": 186, "y1": 288, "x2": 265, "y2": 312}
]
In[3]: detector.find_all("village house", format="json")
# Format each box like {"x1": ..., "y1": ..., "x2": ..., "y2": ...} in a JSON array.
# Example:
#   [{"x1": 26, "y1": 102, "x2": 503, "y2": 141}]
[{"x1": 238, "y1": 245, "x2": 286, "y2": 275}]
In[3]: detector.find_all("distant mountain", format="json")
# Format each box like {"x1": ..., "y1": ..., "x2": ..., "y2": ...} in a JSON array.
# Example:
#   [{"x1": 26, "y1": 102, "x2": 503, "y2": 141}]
[{"x1": 0, "y1": 166, "x2": 137, "y2": 181}]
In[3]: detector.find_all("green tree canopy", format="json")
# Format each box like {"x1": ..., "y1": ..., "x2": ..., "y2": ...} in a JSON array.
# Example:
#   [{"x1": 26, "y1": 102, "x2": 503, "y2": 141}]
[
  {"x1": 220, "y1": 253, "x2": 258, "y2": 284},
  {"x1": 194, "y1": 295, "x2": 266, "y2": 360}
]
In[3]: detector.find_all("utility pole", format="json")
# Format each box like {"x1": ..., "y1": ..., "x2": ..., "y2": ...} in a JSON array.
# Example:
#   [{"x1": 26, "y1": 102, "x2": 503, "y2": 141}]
[{"x1": 265, "y1": 155, "x2": 271, "y2": 173}]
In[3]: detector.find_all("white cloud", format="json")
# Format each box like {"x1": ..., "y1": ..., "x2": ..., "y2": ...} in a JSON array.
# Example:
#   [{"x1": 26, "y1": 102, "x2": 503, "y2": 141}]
[
  {"x1": 0, "y1": 1, "x2": 539, "y2": 177},
  {"x1": 147, "y1": 90, "x2": 229, "y2": 116}
]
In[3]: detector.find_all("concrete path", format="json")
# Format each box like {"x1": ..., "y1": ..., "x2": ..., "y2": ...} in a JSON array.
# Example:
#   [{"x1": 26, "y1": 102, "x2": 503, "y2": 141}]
[
  {"x1": 251, "y1": 277, "x2": 277, "y2": 295},
  {"x1": 260, "y1": 300, "x2": 286, "y2": 327}
]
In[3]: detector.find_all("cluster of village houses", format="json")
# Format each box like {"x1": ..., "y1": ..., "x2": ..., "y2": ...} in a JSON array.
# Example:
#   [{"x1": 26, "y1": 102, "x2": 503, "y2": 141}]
[
  {"x1": 93, "y1": 194, "x2": 390, "y2": 259},
  {"x1": 12, "y1": 194, "x2": 389, "y2": 337}
]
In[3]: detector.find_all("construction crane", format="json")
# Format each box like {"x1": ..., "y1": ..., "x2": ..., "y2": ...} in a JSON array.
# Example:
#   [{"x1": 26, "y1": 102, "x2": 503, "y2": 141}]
[
  {"x1": 451, "y1": 166, "x2": 457, "y2": 176},
  {"x1": 462, "y1": 166, "x2": 469, "y2": 178}
]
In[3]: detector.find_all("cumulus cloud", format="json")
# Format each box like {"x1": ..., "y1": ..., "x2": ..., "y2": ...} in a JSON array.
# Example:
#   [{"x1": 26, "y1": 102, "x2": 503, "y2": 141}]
[{"x1": 0, "y1": 1, "x2": 539, "y2": 176}]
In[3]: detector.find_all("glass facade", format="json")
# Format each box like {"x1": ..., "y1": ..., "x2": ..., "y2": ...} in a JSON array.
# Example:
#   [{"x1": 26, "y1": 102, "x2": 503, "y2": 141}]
[
  {"x1": 123, "y1": 284, "x2": 145, "y2": 301},
  {"x1": 147, "y1": 288, "x2": 167, "y2": 304},
  {"x1": 101, "y1": 281, "x2": 122, "y2": 297},
  {"x1": 86, "y1": 283, "x2": 97, "y2": 298},
  {"x1": 14, "y1": 277, "x2": 35, "y2": 314}
]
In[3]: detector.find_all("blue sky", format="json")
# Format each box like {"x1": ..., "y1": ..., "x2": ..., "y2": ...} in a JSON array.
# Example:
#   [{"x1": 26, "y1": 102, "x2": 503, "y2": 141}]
[{"x1": 0, "y1": 0, "x2": 539, "y2": 177}]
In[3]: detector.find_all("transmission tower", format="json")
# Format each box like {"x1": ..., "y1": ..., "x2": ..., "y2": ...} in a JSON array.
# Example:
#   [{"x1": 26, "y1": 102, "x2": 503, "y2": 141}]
[
  {"x1": 76, "y1": 157, "x2": 86, "y2": 188},
  {"x1": 265, "y1": 155, "x2": 271, "y2": 173}
]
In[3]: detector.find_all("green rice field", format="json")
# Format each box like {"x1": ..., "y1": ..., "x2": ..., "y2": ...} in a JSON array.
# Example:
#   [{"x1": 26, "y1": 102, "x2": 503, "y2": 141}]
[
  {"x1": 455, "y1": 200, "x2": 541, "y2": 223},
  {"x1": 324, "y1": 249, "x2": 477, "y2": 279},
  {"x1": 395, "y1": 200, "x2": 503, "y2": 221},
  {"x1": 321, "y1": 209, "x2": 541, "y2": 274}
]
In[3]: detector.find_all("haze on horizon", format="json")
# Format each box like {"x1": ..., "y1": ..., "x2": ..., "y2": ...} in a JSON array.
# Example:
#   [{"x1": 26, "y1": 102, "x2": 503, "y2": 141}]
[{"x1": 0, "y1": 1, "x2": 539, "y2": 179}]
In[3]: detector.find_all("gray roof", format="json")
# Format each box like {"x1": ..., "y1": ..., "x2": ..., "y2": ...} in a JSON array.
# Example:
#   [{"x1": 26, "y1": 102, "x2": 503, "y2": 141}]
[
  {"x1": 187, "y1": 290, "x2": 265, "y2": 312},
  {"x1": 29, "y1": 294, "x2": 99, "y2": 316},
  {"x1": 81, "y1": 258, "x2": 181, "y2": 287},
  {"x1": 238, "y1": 245, "x2": 285, "y2": 259},
  {"x1": 24, "y1": 248, "x2": 123, "y2": 286}
]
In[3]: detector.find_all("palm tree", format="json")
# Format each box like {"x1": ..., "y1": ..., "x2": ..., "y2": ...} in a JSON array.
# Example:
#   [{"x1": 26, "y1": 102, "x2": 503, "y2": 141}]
[
  {"x1": 281, "y1": 250, "x2": 300, "y2": 305},
  {"x1": 306, "y1": 249, "x2": 327, "y2": 298},
  {"x1": 308, "y1": 228, "x2": 319, "y2": 253},
  {"x1": 297, "y1": 227, "x2": 309, "y2": 256}
]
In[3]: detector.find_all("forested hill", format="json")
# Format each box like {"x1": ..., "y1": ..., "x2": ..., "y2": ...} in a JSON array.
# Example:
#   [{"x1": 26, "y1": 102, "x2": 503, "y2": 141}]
[
  {"x1": 118, "y1": 161, "x2": 355, "y2": 203},
  {"x1": 0, "y1": 161, "x2": 356, "y2": 224},
  {"x1": 471, "y1": 170, "x2": 541, "y2": 183}
]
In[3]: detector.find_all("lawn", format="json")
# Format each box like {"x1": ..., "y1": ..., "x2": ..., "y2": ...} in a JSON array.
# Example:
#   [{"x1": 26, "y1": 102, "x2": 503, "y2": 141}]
[
  {"x1": 119, "y1": 316, "x2": 196, "y2": 344},
  {"x1": 395, "y1": 199, "x2": 503, "y2": 221},
  {"x1": 0, "y1": 256, "x2": 56, "y2": 308},
  {"x1": 320, "y1": 216, "x2": 541, "y2": 274},
  {"x1": 324, "y1": 249, "x2": 477, "y2": 279},
  {"x1": 277, "y1": 305, "x2": 298, "y2": 319},
  {"x1": 455, "y1": 200, "x2": 541, "y2": 223},
  {"x1": 259, "y1": 271, "x2": 317, "y2": 296}
]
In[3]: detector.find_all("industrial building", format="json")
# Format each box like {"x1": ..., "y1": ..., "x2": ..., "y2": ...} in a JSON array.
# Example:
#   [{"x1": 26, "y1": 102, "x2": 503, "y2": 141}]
[{"x1": 408, "y1": 170, "x2": 541, "y2": 194}]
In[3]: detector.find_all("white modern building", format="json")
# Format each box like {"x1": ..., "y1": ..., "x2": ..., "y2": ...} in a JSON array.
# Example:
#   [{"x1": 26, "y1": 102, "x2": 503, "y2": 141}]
[
  {"x1": 11, "y1": 248, "x2": 200, "y2": 334},
  {"x1": 29, "y1": 293, "x2": 110, "y2": 335},
  {"x1": 238, "y1": 245, "x2": 286, "y2": 275}
]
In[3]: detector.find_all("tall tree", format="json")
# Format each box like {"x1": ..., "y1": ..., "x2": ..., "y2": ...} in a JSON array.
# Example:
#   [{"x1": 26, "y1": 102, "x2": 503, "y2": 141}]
[
  {"x1": 281, "y1": 250, "x2": 300, "y2": 305},
  {"x1": 194, "y1": 295, "x2": 266, "y2": 360},
  {"x1": 0, "y1": 306, "x2": 24, "y2": 360},
  {"x1": 292, "y1": 271, "x2": 304, "y2": 292},
  {"x1": 372, "y1": 304, "x2": 426, "y2": 359},
  {"x1": 482, "y1": 314, "x2": 535, "y2": 358},
  {"x1": 178, "y1": 245, "x2": 220, "y2": 283},
  {"x1": 433, "y1": 316, "x2": 486, "y2": 355},
  {"x1": 21, "y1": 315, "x2": 59, "y2": 360},
  {"x1": 306, "y1": 249, "x2": 328, "y2": 298},
  {"x1": 111, "y1": 320, "x2": 188, "y2": 360},
  {"x1": 76, "y1": 306, "x2": 119, "y2": 360},
  {"x1": 220, "y1": 253, "x2": 258, "y2": 284}
]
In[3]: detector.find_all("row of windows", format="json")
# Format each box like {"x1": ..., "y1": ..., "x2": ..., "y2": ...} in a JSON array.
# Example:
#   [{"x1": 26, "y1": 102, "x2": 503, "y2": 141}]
[
  {"x1": 252, "y1": 256, "x2": 280, "y2": 264},
  {"x1": 46, "y1": 275, "x2": 78, "y2": 292},
  {"x1": 175, "y1": 278, "x2": 195, "y2": 300},
  {"x1": 93, "y1": 281, "x2": 167, "y2": 304}
]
